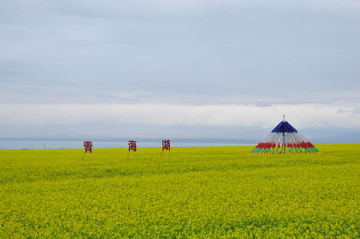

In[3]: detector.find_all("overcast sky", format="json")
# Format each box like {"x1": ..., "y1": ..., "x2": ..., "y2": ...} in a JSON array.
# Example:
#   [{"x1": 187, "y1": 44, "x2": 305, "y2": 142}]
[{"x1": 0, "y1": 0, "x2": 359, "y2": 143}]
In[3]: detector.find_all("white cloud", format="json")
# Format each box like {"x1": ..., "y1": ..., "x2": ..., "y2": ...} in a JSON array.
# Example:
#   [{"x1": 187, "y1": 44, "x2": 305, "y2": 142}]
[{"x1": 1, "y1": 103, "x2": 359, "y2": 129}]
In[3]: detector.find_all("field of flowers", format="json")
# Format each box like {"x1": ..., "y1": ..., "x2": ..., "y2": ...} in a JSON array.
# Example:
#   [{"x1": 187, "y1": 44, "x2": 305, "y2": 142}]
[{"x1": 0, "y1": 144, "x2": 359, "y2": 238}]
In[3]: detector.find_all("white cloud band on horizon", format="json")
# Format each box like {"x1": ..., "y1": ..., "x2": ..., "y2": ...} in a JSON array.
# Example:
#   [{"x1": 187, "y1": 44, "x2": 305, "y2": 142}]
[{"x1": 1, "y1": 103, "x2": 359, "y2": 129}]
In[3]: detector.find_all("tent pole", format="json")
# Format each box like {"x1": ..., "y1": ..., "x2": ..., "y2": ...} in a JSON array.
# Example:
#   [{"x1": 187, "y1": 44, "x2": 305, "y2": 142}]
[
  {"x1": 282, "y1": 115, "x2": 286, "y2": 153},
  {"x1": 282, "y1": 132, "x2": 285, "y2": 153}
]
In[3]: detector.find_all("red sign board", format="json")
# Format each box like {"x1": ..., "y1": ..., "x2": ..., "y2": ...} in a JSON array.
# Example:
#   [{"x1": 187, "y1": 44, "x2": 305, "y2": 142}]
[
  {"x1": 83, "y1": 141, "x2": 93, "y2": 153},
  {"x1": 162, "y1": 140, "x2": 170, "y2": 151},
  {"x1": 128, "y1": 140, "x2": 137, "y2": 152}
]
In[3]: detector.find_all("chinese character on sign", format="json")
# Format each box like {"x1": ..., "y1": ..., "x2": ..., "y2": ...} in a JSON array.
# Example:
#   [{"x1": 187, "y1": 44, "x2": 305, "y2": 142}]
[
  {"x1": 128, "y1": 140, "x2": 137, "y2": 152},
  {"x1": 162, "y1": 140, "x2": 170, "y2": 151},
  {"x1": 83, "y1": 141, "x2": 93, "y2": 153}
]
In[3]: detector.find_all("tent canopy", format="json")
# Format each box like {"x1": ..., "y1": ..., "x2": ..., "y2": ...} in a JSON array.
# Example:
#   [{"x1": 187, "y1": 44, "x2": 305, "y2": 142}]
[
  {"x1": 271, "y1": 120, "x2": 298, "y2": 133},
  {"x1": 251, "y1": 116, "x2": 319, "y2": 154}
]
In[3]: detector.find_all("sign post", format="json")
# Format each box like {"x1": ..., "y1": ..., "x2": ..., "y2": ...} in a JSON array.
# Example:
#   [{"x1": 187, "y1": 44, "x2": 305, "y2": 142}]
[
  {"x1": 127, "y1": 140, "x2": 137, "y2": 159},
  {"x1": 161, "y1": 139, "x2": 171, "y2": 158},
  {"x1": 83, "y1": 141, "x2": 93, "y2": 160}
]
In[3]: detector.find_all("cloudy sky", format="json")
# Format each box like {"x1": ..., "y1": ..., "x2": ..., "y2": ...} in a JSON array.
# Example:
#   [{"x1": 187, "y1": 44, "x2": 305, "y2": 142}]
[{"x1": 1, "y1": 0, "x2": 359, "y2": 143}]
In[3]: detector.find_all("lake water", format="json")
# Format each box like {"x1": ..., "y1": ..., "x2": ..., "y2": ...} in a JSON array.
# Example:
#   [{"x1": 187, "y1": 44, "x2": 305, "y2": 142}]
[{"x1": 0, "y1": 138, "x2": 257, "y2": 150}]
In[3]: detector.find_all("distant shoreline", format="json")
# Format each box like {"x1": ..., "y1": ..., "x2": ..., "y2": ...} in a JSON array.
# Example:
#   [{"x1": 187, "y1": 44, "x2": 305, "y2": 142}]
[
  {"x1": 1, "y1": 140, "x2": 358, "y2": 151},
  {"x1": 0, "y1": 138, "x2": 258, "y2": 150}
]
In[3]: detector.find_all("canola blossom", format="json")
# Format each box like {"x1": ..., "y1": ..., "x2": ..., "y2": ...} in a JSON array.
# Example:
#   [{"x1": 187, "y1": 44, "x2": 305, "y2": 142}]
[{"x1": 0, "y1": 145, "x2": 359, "y2": 238}]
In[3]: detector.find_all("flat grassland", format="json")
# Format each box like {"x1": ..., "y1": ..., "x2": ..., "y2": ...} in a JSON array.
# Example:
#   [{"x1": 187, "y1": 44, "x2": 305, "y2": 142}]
[{"x1": 0, "y1": 144, "x2": 359, "y2": 238}]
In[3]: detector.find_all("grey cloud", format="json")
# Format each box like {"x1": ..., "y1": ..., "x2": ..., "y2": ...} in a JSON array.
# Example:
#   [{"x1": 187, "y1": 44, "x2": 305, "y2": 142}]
[{"x1": 0, "y1": 0, "x2": 359, "y2": 141}]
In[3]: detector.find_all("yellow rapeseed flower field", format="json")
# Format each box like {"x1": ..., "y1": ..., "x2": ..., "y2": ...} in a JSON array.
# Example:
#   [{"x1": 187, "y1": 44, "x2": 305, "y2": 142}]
[{"x1": 0, "y1": 145, "x2": 359, "y2": 238}]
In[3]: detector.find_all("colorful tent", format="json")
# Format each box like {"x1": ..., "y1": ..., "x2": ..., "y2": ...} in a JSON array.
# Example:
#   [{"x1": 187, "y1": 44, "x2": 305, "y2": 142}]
[{"x1": 251, "y1": 116, "x2": 319, "y2": 154}]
